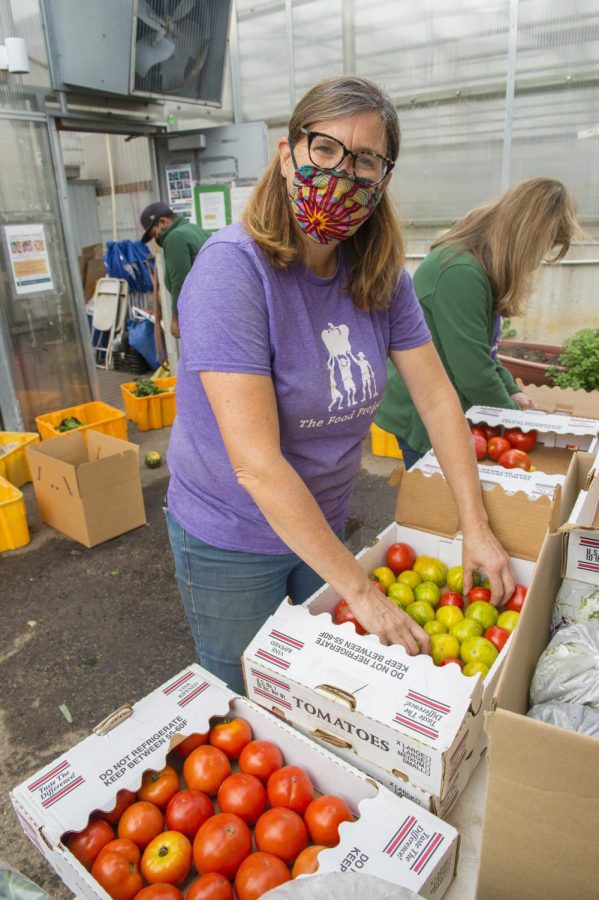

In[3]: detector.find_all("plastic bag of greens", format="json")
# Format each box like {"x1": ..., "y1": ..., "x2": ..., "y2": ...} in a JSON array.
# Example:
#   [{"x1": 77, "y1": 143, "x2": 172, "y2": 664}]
[
  {"x1": 0, "y1": 862, "x2": 52, "y2": 900},
  {"x1": 264, "y1": 872, "x2": 418, "y2": 899},
  {"x1": 527, "y1": 701, "x2": 599, "y2": 739},
  {"x1": 550, "y1": 578, "x2": 599, "y2": 638},
  {"x1": 530, "y1": 622, "x2": 599, "y2": 710}
]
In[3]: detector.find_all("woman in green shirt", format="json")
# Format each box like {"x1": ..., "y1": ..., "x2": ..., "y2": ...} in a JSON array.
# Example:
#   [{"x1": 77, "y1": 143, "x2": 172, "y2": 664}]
[{"x1": 376, "y1": 177, "x2": 580, "y2": 466}]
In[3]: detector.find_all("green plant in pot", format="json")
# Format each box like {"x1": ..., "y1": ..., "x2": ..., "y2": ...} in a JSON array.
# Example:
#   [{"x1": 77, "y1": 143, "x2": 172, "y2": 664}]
[{"x1": 547, "y1": 328, "x2": 599, "y2": 391}]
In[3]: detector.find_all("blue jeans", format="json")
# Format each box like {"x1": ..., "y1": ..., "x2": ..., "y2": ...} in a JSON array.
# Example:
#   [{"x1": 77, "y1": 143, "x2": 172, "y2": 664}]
[
  {"x1": 166, "y1": 510, "x2": 335, "y2": 695},
  {"x1": 397, "y1": 437, "x2": 424, "y2": 470}
]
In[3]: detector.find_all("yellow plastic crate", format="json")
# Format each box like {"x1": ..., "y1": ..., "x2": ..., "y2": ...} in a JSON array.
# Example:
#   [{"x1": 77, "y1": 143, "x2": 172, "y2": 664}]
[
  {"x1": 0, "y1": 476, "x2": 30, "y2": 552},
  {"x1": 120, "y1": 377, "x2": 177, "y2": 432},
  {"x1": 0, "y1": 432, "x2": 40, "y2": 487},
  {"x1": 36, "y1": 401, "x2": 128, "y2": 441},
  {"x1": 370, "y1": 422, "x2": 403, "y2": 460}
]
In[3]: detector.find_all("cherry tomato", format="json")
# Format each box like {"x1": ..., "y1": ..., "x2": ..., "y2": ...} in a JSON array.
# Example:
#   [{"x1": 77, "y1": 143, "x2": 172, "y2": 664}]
[
  {"x1": 267, "y1": 765, "x2": 314, "y2": 814},
  {"x1": 470, "y1": 426, "x2": 488, "y2": 440},
  {"x1": 217, "y1": 773, "x2": 267, "y2": 825},
  {"x1": 141, "y1": 831, "x2": 192, "y2": 886},
  {"x1": 504, "y1": 427, "x2": 537, "y2": 453},
  {"x1": 165, "y1": 789, "x2": 214, "y2": 841},
  {"x1": 134, "y1": 887, "x2": 184, "y2": 900},
  {"x1": 484, "y1": 625, "x2": 511, "y2": 653},
  {"x1": 209, "y1": 718, "x2": 253, "y2": 760},
  {"x1": 137, "y1": 765, "x2": 180, "y2": 810},
  {"x1": 468, "y1": 587, "x2": 492, "y2": 604},
  {"x1": 95, "y1": 790, "x2": 137, "y2": 826},
  {"x1": 291, "y1": 844, "x2": 327, "y2": 878},
  {"x1": 506, "y1": 583, "x2": 527, "y2": 613},
  {"x1": 472, "y1": 433, "x2": 488, "y2": 461},
  {"x1": 437, "y1": 657, "x2": 463, "y2": 669},
  {"x1": 385, "y1": 542, "x2": 416, "y2": 575},
  {"x1": 498, "y1": 448, "x2": 532, "y2": 470},
  {"x1": 234, "y1": 852, "x2": 291, "y2": 900},
  {"x1": 186, "y1": 873, "x2": 233, "y2": 900},
  {"x1": 438, "y1": 591, "x2": 464, "y2": 609},
  {"x1": 66, "y1": 818, "x2": 114, "y2": 870},
  {"x1": 304, "y1": 795, "x2": 353, "y2": 847},
  {"x1": 173, "y1": 732, "x2": 210, "y2": 757},
  {"x1": 332, "y1": 599, "x2": 367, "y2": 635},
  {"x1": 96, "y1": 839, "x2": 140, "y2": 865},
  {"x1": 254, "y1": 807, "x2": 308, "y2": 864},
  {"x1": 487, "y1": 436, "x2": 511, "y2": 462},
  {"x1": 91, "y1": 848, "x2": 144, "y2": 900},
  {"x1": 238, "y1": 740, "x2": 283, "y2": 784},
  {"x1": 193, "y1": 813, "x2": 252, "y2": 880},
  {"x1": 183, "y1": 746, "x2": 231, "y2": 796},
  {"x1": 118, "y1": 801, "x2": 164, "y2": 851}
]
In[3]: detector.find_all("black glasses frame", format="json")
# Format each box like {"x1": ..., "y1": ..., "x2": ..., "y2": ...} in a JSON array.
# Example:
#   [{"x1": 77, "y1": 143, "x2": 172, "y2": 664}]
[{"x1": 297, "y1": 127, "x2": 395, "y2": 185}]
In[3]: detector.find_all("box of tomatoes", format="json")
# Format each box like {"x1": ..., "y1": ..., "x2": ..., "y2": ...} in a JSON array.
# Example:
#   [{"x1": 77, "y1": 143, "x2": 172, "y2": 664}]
[{"x1": 11, "y1": 664, "x2": 460, "y2": 899}]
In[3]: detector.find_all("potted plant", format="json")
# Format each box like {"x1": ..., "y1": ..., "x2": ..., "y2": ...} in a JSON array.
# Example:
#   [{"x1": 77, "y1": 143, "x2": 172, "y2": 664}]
[
  {"x1": 497, "y1": 321, "x2": 564, "y2": 387},
  {"x1": 547, "y1": 328, "x2": 599, "y2": 392}
]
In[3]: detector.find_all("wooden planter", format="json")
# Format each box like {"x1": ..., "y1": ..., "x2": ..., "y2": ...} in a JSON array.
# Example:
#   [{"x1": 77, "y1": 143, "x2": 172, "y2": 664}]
[{"x1": 498, "y1": 340, "x2": 564, "y2": 388}]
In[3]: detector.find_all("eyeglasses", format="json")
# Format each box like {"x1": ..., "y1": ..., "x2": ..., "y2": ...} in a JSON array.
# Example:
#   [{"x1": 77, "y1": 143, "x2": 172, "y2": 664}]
[{"x1": 296, "y1": 127, "x2": 395, "y2": 186}]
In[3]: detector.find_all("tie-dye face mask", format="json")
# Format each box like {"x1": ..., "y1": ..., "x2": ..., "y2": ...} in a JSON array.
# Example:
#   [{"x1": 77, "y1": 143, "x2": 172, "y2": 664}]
[{"x1": 288, "y1": 165, "x2": 383, "y2": 244}]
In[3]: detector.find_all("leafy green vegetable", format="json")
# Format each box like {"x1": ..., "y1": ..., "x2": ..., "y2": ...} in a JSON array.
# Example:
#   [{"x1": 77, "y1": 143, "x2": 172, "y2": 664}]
[
  {"x1": 548, "y1": 329, "x2": 599, "y2": 391},
  {"x1": 132, "y1": 377, "x2": 163, "y2": 398},
  {"x1": 57, "y1": 416, "x2": 83, "y2": 432}
]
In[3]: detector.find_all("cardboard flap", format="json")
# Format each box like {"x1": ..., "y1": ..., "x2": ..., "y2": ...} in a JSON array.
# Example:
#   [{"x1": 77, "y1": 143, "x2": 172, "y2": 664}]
[
  {"x1": 26, "y1": 440, "x2": 83, "y2": 498},
  {"x1": 515, "y1": 379, "x2": 599, "y2": 419},
  {"x1": 393, "y1": 468, "x2": 460, "y2": 538},
  {"x1": 26, "y1": 431, "x2": 88, "y2": 466},
  {"x1": 86, "y1": 430, "x2": 139, "y2": 460},
  {"x1": 559, "y1": 451, "x2": 599, "y2": 533},
  {"x1": 76, "y1": 449, "x2": 139, "y2": 497},
  {"x1": 466, "y1": 404, "x2": 599, "y2": 437}
]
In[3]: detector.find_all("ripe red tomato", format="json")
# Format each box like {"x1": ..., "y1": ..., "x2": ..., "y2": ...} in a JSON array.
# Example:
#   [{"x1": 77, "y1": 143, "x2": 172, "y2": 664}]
[
  {"x1": 91, "y1": 847, "x2": 144, "y2": 900},
  {"x1": 138, "y1": 765, "x2": 180, "y2": 809},
  {"x1": 385, "y1": 541, "x2": 416, "y2": 574},
  {"x1": 470, "y1": 426, "x2": 487, "y2": 440},
  {"x1": 134, "y1": 886, "x2": 184, "y2": 900},
  {"x1": 217, "y1": 773, "x2": 267, "y2": 825},
  {"x1": 332, "y1": 599, "x2": 367, "y2": 635},
  {"x1": 118, "y1": 801, "x2": 164, "y2": 851},
  {"x1": 499, "y1": 448, "x2": 532, "y2": 470},
  {"x1": 437, "y1": 657, "x2": 463, "y2": 669},
  {"x1": 173, "y1": 732, "x2": 210, "y2": 758},
  {"x1": 439, "y1": 591, "x2": 464, "y2": 609},
  {"x1": 238, "y1": 740, "x2": 283, "y2": 784},
  {"x1": 193, "y1": 813, "x2": 252, "y2": 880},
  {"x1": 487, "y1": 436, "x2": 511, "y2": 462},
  {"x1": 370, "y1": 581, "x2": 387, "y2": 594},
  {"x1": 506, "y1": 583, "x2": 527, "y2": 613},
  {"x1": 254, "y1": 808, "x2": 308, "y2": 864},
  {"x1": 303, "y1": 795, "x2": 353, "y2": 847},
  {"x1": 141, "y1": 831, "x2": 192, "y2": 886},
  {"x1": 96, "y1": 839, "x2": 140, "y2": 866},
  {"x1": 468, "y1": 587, "x2": 492, "y2": 603},
  {"x1": 291, "y1": 844, "x2": 327, "y2": 878},
  {"x1": 209, "y1": 719, "x2": 253, "y2": 760},
  {"x1": 504, "y1": 427, "x2": 537, "y2": 453},
  {"x1": 267, "y1": 765, "x2": 314, "y2": 814},
  {"x1": 484, "y1": 625, "x2": 511, "y2": 653},
  {"x1": 165, "y1": 789, "x2": 213, "y2": 841},
  {"x1": 235, "y1": 852, "x2": 291, "y2": 900},
  {"x1": 484, "y1": 425, "x2": 502, "y2": 440},
  {"x1": 183, "y1": 746, "x2": 231, "y2": 796},
  {"x1": 95, "y1": 789, "x2": 137, "y2": 826},
  {"x1": 66, "y1": 818, "x2": 114, "y2": 870},
  {"x1": 472, "y1": 433, "x2": 488, "y2": 461},
  {"x1": 186, "y1": 873, "x2": 233, "y2": 900}
]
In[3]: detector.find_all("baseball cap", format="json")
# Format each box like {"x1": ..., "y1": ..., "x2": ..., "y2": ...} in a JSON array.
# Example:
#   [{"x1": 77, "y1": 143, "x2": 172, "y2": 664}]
[{"x1": 140, "y1": 202, "x2": 174, "y2": 243}]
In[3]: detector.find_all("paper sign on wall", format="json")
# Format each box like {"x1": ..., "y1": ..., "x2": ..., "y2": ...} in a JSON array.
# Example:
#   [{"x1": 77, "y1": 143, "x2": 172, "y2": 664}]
[
  {"x1": 194, "y1": 184, "x2": 231, "y2": 232},
  {"x1": 165, "y1": 163, "x2": 196, "y2": 223},
  {"x1": 230, "y1": 184, "x2": 256, "y2": 223},
  {"x1": 5, "y1": 224, "x2": 54, "y2": 295}
]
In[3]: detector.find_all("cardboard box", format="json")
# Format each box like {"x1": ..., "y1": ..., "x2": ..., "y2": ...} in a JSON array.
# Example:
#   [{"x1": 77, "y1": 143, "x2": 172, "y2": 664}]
[
  {"x1": 81, "y1": 243, "x2": 104, "y2": 260},
  {"x1": 26, "y1": 431, "x2": 146, "y2": 547},
  {"x1": 466, "y1": 405, "x2": 598, "y2": 454},
  {"x1": 11, "y1": 665, "x2": 460, "y2": 900},
  {"x1": 560, "y1": 450, "x2": 599, "y2": 585},
  {"x1": 84, "y1": 258, "x2": 107, "y2": 300},
  {"x1": 515, "y1": 380, "x2": 599, "y2": 420}
]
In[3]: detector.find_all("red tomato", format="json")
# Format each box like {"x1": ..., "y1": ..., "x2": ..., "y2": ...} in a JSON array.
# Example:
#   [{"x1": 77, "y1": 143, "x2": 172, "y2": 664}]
[
  {"x1": 499, "y1": 448, "x2": 532, "y2": 470},
  {"x1": 66, "y1": 818, "x2": 114, "y2": 870},
  {"x1": 91, "y1": 848, "x2": 144, "y2": 900},
  {"x1": 472, "y1": 433, "x2": 488, "y2": 461},
  {"x1": 217, "y1": 773, "x2": 267, "y2": 825},
  {"x1": 267, "y1": 765, "x2": 314, "y2": 814},
  {"x1": 470, "y1": 426, "x2": 487, "y2": 440},
  {"x1": 487, "y1": 436, "x2": 511, "y2": 462},
  {"x1": 235, "y1": 852, "x2": 291, "y2": 900},
  {"x1": 138, "y1": 765, "x2": 180, "y2": 809},
  {"x1": 118, "y1": 801, "x2": 164, "y2": 851},
  {"x1": 141, "y1": 831, "x2": 192, "y2": 886},
  {"x1": 134, "y1": 887, "x2": 184, "y2": 900},
  {"x1": 186, "y1": 873, "x2": 233, "y2": 900},
  {"x1": 254, "y1": 808, "x2": 308, "y2": 864},
  {"x1": 173, "y1": 732, "x2": 210, "y2": 758},
  {"x1": 291, "y1": 844, "x2": 327, "y2": 878},
  {"x1": 439, "y1": 591, "x2": 464, "y2": 609},
  {"x1": 468, "y1": 587, "x2": 492, "y2": 603},
  {"x1": 506, "y1": 583, "x2": 527, "y2": 613},
  {"x1": 437, "y1": 657, "x2": 463, "y2": 669},
  {"x1": 209, "y1": 718, "x2": 253, "y2": 760},
  {"x1": 303, "y1": 795, "x2": 353, "y2": 847},
  {"x1": 484, "y1": 425, "x2": 502, "y2": 440},
  {"x1": 504, "y1": 427, "x2": 537, "y2": 453},
  {"x1": 484, "y1": 625, "x2": 511, "y2": 653},
  {"x1": 95, "y1": 790, "x2": 137, "y2": 826},
  {"x1": 97, "y1": 839, "x2": 140, "y2": 865},
  {"x1": 238, "y1": 740, "x2": 283, "y2": 784},
  {"x1": 193, "y1": 813, "x2": 252, "y2": 880},
  {"x1": 371, "y1": 581, "x2": 387, "y2": 594},
  {"x1": 385, "y1": 542, "x2": 416, "y2": 575},
  {"x1": 166, "y1": 789, "x2": 214, "y2": 841},
  {"x1": 332, "y1": 599, "x2": 367, "y2": 635},
  {"x1": 183, "y1": 746, "x2": 231, "y2": 796}
]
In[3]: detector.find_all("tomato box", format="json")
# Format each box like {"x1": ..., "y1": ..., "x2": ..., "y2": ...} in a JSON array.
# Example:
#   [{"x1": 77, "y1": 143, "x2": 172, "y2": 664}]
[
  {"x1": 559, "y1": 449, "x2": 599, "y2": 586},
  {"x1": 512, "y1": 381, "x2": 599, "y2": 420},
  {"x1": 10, "y1": 665, "x2": 459, "y2": 899}
]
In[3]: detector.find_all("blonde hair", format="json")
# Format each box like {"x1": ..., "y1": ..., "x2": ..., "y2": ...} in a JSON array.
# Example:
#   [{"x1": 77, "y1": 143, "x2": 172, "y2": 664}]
[
  {"x1": 432, "y1": 177, "x2": 580, "y2": 317},
  {"x1": 242, "y1": 76, "x2": 405, "y2": 312}
]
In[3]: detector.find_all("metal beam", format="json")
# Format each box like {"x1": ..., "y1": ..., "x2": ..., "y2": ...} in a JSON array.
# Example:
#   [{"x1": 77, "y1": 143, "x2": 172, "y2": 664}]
[
  {"x1": 284, "y1": 0, "x2": 296, "y2": 110},
  {"x1": 229, "y1": 0, "x2": 244, "y2": 125},
  {"x1": 501, "y1": 0, "x2": 519, "y2": 191}
]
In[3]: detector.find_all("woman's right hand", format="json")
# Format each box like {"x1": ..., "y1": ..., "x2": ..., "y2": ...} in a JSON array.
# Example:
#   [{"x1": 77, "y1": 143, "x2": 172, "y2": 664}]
[
  {"x1": 347, "y1": 583, "x2": 431, "y2": 656},
  {"x1": 511, "y1": 390, "x2": 536, "y2": 410}
]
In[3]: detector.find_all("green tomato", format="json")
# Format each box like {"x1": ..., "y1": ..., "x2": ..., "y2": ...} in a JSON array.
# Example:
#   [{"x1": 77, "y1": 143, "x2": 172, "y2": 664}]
[
  {"x1": 414, "y1": 581, "x2": 441, "y2": 608},
  {"x1": 465, "y1": 600, "x2": 498, "y2": 631},
  {"x1": 405, "y1": 600, "x2": 436, "y2": 627},
  {"x1": 387, "y1": 581, "x2": 414, "y2": 610}
]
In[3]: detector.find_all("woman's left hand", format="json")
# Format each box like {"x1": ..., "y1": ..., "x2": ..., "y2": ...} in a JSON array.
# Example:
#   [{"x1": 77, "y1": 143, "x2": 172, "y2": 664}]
[
  {"x1": 461, "y1": 524, "x2": 516, "y2": 607},
  {"x1": 511, "y1": 391, "x2": 536, "y2": 410}
]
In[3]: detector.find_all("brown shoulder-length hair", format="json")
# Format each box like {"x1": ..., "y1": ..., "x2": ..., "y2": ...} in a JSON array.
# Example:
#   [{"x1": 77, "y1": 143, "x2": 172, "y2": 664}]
[
  {"x1": 242, "y1": 75, "x2": 405, "y2": 312},
  {"x1": 432, "y1": 177, "x2": 580, "y2": 317}
]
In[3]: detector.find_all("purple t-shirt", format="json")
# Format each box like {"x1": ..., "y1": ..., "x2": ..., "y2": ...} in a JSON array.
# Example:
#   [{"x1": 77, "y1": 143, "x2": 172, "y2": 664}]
[{"x1": 167, "y1": 224, "x2": 431, "y2": 553}]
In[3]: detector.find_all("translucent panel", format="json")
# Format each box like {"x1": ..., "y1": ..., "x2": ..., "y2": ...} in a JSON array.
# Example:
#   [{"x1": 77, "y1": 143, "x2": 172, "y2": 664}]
[
  {"x1": 291, "y1": 0, "x2": 343, "y2": 101},
  {"x1": 237, "y1": 2, "x2": 291, "y2": 121},
  {"x1": 0, "y1": 0, "x2": 50, "y2": 110}
]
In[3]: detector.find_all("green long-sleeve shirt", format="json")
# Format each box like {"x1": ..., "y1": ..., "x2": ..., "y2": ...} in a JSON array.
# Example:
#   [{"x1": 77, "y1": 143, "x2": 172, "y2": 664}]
[
  {"x1": 376, "y1": 247, "x2": 519, "y2": 454},
  {"x1": 156, "y1": 216, "x2": 210, "y2": 317}
]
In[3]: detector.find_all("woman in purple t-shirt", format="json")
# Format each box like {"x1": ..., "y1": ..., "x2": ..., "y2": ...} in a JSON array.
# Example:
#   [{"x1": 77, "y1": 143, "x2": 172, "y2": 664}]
[{"x1": 166, "y1": 75, "x2": 515, "y2": 694}]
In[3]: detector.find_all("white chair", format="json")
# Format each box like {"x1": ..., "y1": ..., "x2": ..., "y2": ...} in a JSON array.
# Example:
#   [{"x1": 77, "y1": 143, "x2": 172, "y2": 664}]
[{"x1": 91, "y1": 278, "x2": 120, "y2": 369}]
